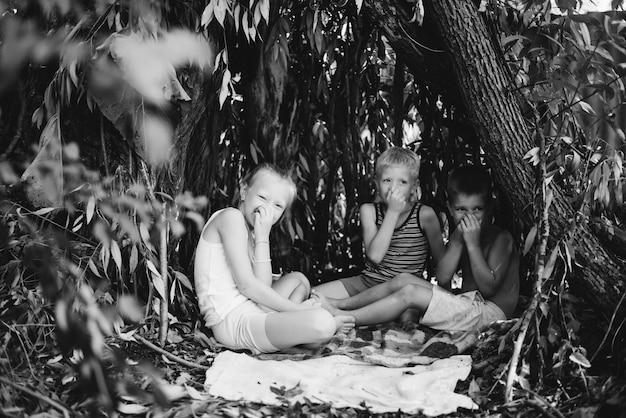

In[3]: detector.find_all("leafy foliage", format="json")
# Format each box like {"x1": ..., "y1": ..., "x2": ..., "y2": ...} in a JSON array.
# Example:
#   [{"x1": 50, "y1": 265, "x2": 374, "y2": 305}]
[{"x1": 1, "y1": 0, "x2": 625, "y2": 416}]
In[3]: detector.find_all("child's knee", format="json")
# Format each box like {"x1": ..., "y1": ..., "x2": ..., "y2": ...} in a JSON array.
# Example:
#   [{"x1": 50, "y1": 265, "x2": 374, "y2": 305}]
[
  {"x1": 397, "y1": 284, "x2": 422, "y2": 303},
  {"x1": 286, "y1": 271, "x2": 310, "y2": 286},
  {"x1": 397, "y1": 284, "x2": 431, "y2": 309},
  {"x1": 296, "y1": 272, "x2": 311, "y2": 291},
  {"x1": 394, "y1": 273, "x2": 415, "y2": 286}
]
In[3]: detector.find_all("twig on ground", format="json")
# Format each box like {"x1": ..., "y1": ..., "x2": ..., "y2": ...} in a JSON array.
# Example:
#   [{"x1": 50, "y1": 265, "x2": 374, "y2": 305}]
[
  {"x1": 0, "y1": 376, "x2": 70, "y2": 418},
  {"x1": 520, "y1": 388, "x2": 567, "y2": 418},
  {"x1": 525, "y1": 399, "x2": 559, "y2": 418},
  {"x1": 134, "y1": 335, "x2": 210, "y2": 370}
]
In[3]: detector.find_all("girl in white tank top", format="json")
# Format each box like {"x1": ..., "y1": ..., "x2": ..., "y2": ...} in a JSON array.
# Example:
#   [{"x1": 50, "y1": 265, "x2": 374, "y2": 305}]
[{"x1": 194, "y1": 164, "x2": 355, "y2": 353}]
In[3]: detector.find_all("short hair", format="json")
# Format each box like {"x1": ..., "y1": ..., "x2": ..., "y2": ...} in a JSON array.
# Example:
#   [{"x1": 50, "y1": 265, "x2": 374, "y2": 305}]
[
  {"x1": 240, "y1": 163, "x2": 298, "y2": 209},
  {"x1": 375, "y1": 147, "x2": 420, "y2": 181},
  {"x1": 446, "y1": 165, "x2": 493, "y2": 203}
]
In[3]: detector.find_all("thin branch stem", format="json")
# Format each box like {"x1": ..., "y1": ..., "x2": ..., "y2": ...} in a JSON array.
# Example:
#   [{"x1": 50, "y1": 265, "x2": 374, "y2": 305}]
[
  {"x1": 158, "y1": 207, "x2": 169, "y2": 347},
  {"x1": 505, "y1": 108, "x2": 551, "y2": 402},
  {"x1": 590, "y1": 290, "x2": 626, "y2": 362},
  {"x1": 100, "y1": 114, "x2": 110, "y2": 177}
]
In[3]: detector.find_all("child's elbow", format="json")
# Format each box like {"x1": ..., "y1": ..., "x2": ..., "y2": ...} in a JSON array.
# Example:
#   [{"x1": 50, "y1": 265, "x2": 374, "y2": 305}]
[
  {"x1": 238, "y1": 283, "x2": 255, "y2": 299},
  {"x1": 365, "y1": 250, "x2": 384, "y2": 264},
  {"x1": 481, "y1": 283, "x2": 499, "y2": 299}
]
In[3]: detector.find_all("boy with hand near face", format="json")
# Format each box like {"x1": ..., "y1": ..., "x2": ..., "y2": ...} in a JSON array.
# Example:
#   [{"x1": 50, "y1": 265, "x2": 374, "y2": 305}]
[
  {"x1": 314, "y1": 147, "x2": 446, "y2": 299},
  {"x1": 314, "y1": 165, "x2": 519, "y2": 331}
]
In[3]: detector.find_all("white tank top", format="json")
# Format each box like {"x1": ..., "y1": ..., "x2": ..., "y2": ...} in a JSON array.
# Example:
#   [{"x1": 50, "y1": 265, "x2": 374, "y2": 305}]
[{"x1": 194, "y1": 209, "x2": 249, "y2": 326}]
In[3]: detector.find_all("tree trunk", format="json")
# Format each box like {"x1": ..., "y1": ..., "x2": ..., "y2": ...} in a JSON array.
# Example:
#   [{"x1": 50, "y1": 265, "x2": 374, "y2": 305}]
[{"x1": 369, "y1": 0, "x2": 626, "y2": 320}]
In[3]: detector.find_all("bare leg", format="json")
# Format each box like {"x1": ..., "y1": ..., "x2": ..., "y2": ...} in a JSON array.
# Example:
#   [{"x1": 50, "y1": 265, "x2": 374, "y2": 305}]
[
  {"x1": 272, "y1": 272, "x2": 311, "y2": 303},
  {"x1": 264, "y1": 309, "x2": 355, "y2": 349},
  {"x1": 316, "y1": 273, "x2": 433, "y2": 311},
  {"x1": 329, "y1": 284, "x2": 434, "y2": 326},
  {"x1": 313, "y1": 279, "x2": 350, "y2": 299}
]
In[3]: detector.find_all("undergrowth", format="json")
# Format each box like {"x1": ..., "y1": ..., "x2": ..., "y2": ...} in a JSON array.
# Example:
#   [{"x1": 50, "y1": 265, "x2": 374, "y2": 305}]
[{"x1": 1, "y1": 147, "x2": 625, "y2": 417}]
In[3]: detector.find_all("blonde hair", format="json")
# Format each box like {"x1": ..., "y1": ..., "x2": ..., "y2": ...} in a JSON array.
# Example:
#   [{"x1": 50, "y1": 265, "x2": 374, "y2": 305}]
[
  {"x1": 238, "y1": 163, "x2": 298, "y2": 210},
  {"x1": 375, "y1": 147, "x2": 420, "y2": 181}
]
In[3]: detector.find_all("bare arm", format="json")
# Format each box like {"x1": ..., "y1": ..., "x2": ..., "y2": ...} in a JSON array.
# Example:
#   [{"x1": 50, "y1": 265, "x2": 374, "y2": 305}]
[
  {"x1": 360, "y1": 203, "x2": 396, "y2": 264},
  {"x1": 468, "y1": 231, "x2": 514, "y2": 298},
  {"x1": 436, "y1": 227, "x2": 464, "y2": 287},
  {"x1": 419, "y1": 205, "x2": 446, "y2": 266},
  {"x1": 362, "y1": 189, "x2": 408, "y2": 264},
  {"x1": 217, "y1": 209, "x2": 308, "y2": 312},
  {"x1": 249, "y1": 204, "x2": 274, "y2": 287}
]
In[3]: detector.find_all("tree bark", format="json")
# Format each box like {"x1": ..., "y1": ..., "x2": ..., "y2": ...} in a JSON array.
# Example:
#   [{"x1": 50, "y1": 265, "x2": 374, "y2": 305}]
[{"x1": 372, "y1": 0, "x2": 626, "y2": 320}]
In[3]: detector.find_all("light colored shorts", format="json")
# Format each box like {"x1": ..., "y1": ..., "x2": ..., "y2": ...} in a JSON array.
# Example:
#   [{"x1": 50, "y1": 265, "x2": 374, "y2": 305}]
[
  {"x1": 420, "y1": 286, "x2": 506, "y2": 331},
  {"x1": 211, "y1": 300, "x2": 278, "y2": 354}
]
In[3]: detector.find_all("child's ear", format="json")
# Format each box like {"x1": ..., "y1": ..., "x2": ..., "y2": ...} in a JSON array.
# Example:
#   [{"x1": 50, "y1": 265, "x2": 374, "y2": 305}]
[{"x1": 240, "y1": 185, "x2": 248, "y2": 201}]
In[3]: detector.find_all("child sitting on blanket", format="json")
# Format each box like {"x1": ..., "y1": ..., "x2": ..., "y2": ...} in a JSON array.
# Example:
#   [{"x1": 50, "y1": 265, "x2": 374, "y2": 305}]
[
  {"x1": 314, "y1": 147, "x2": 446, "y2": 299},
  {"x1": 313, "y1": 165, "x2": 520, "y2": 331},
  {"x1": 194, "y1": 164, "x2": 355, "y2": 353}
]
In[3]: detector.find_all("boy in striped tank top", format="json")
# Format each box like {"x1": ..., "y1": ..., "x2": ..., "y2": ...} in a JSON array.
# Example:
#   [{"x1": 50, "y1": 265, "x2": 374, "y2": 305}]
[
  {"x1": 314, "y1": 147, "x2": 446, "y2": 299},
  {"x1": 313, "y1": 166, "x2": 520, "y2": 331}
]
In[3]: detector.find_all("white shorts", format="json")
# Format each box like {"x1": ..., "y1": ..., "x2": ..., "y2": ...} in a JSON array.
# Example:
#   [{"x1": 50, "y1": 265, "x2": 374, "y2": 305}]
[
  {"x1": 420, "y1": 286, "x2": 506, "y2": 331},
  {"x1": 211, "y1": 300, "x2": 278, "y2": 354}
]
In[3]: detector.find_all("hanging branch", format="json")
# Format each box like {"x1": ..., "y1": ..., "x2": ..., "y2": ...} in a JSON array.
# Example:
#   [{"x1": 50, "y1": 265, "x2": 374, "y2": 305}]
[
  {"x1": 505, "y1": 108, "x2": 551, "y2": 402},
  {"x1": 100, "y1": 114, "x2": 110, "y2": 177}
]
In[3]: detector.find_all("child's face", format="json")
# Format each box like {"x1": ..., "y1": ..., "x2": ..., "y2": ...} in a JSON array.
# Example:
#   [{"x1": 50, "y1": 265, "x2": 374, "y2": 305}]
[
  {"x1": 377, "y1": 165, "x2": 417, "y2": 204},
  {"x1": 448, "y1": 193, "x2": 489, "y2": 226},
  {"x1": 242, "y1": 172, "x2": 291, "y2": 226}
]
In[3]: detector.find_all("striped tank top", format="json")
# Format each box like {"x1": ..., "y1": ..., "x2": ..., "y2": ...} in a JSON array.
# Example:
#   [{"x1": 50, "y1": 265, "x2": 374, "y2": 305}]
[{"x1": 361, "y1": 202, "x2": 430, "y2": 287}]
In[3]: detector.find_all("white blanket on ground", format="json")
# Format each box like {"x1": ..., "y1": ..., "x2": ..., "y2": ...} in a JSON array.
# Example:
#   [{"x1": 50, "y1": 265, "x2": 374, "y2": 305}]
[{"x1": 204, "y1": 351, "x2": 478, "y2": 416}]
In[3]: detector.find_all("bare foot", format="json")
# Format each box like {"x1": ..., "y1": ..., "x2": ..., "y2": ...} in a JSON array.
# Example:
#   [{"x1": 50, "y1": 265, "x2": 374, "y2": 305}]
[
  {"x1": 311, "y1": 289, "x2": 340, "y2": 313},
  {"x1": 334, "y1": 315, "x2": 356, "y2": 336}
]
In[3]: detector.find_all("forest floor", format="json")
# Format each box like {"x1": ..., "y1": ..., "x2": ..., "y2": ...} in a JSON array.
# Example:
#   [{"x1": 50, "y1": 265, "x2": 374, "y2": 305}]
[{"x1": 3, "y1": 305, "x2": 626, "y2": 418}]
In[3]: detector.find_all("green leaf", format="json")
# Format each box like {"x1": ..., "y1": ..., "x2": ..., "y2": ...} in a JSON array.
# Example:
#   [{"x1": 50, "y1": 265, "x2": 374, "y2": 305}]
[
  {"x1": 355, "y1": 0, "x2": 363, "y2": 14},
  {"x1": 174, "y1": 271, "x2": 193, "y2": 291},
  {"x1": 33, "y1": 207, "x2": 56, "y2": 216},
  {"x1": 86, "y1": 196, "x2": 96, "y2": 224},
  {"x1": 250, "y1": 142, "x2": 258, "y2": 164},
  {"x1": 523, "y1": 225, "x2": 537, "y2": 255},
  {"x1": 129, "y1": 245, "x2": 138, "y2": 274},
  {"x1": 100, "y1": 242, "x2": 110, "y2": 272},
  {"x1": 146, "y1": 260, "x2": 166, "y2": 300},
  {"x1": 569, "y1": 350, "x2": 591, "y2": 368},
  {"x1": 201, "y1": 0, "x2": 215, "y2": 27},
  {"x1": 576, "y1": 101, "x2": 596, "y2": 115},
  {"x1": 542, "y1": 245, "x2": 560, "y2": 280},
  {"x1": 214, "y1": 0, "x2": 226, "y2": 27},
  {"x1": 88, "y1": 259, "x2": 102, "y2": 278},
  {"x1": 219, "y1": 69, "x2": 231, "y2": 109},
  {"x1": 117, "y1": 403, "x2": 149, "y2": 415},
  {"x1": 111, "y1": 240, "x2": 122, "y2": 272}
]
